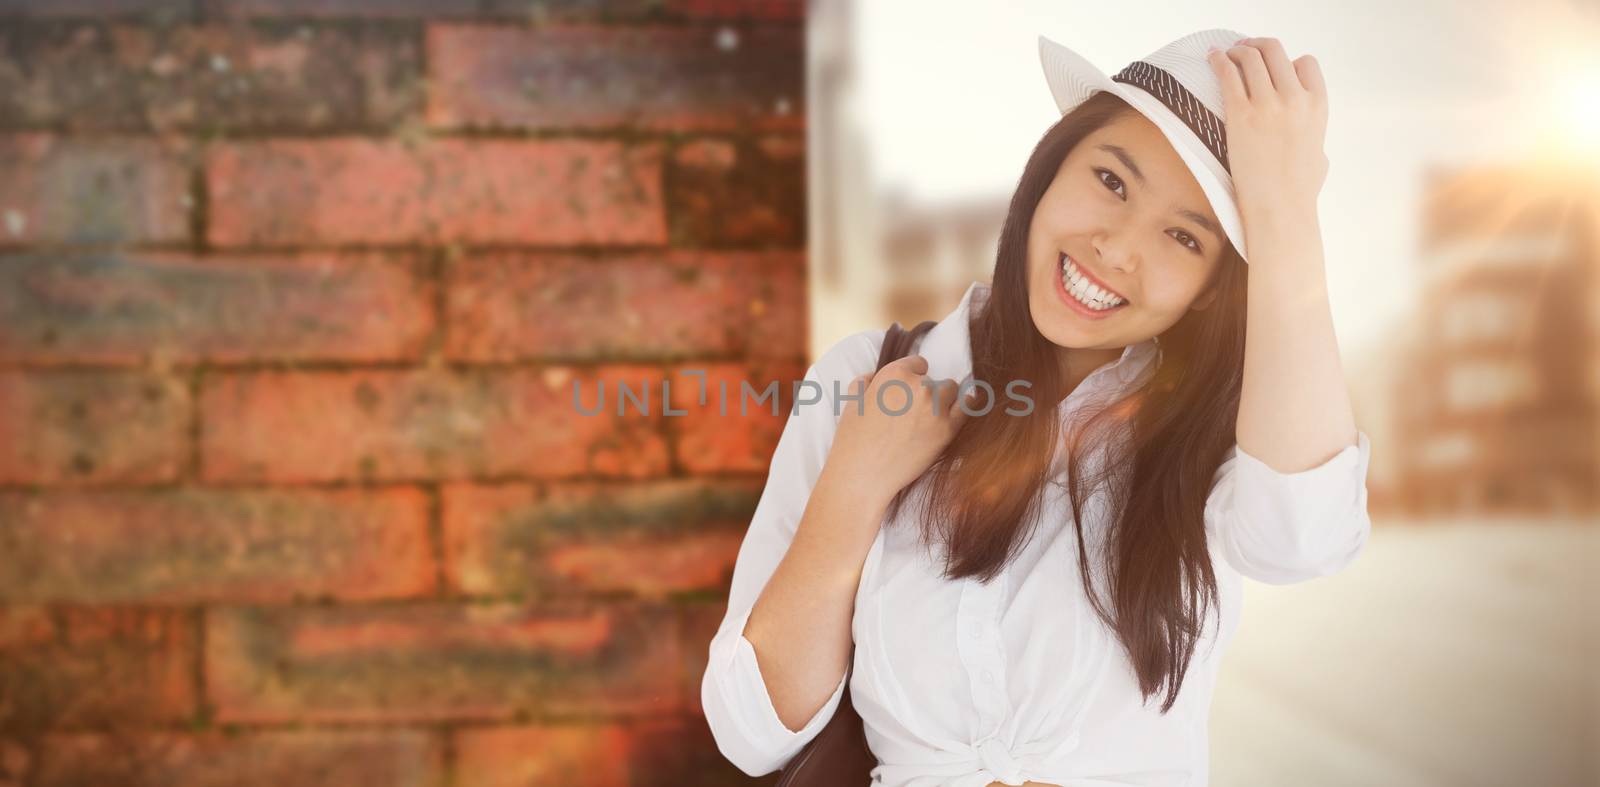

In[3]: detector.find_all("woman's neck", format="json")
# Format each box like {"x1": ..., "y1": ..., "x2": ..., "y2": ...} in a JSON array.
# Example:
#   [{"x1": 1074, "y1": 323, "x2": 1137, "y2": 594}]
[{"x1": 1056, "y1": 344, "x2": 1124, "y2": 398}]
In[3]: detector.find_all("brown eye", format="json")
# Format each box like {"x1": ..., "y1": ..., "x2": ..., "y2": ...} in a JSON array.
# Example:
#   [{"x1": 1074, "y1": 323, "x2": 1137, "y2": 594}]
[
  {"x1": 1093, "y1": 168, "x2": 1125, "y2": 199},
  {"x1": 1171, "y1": 230, "x2": 1202, "y2": 254}
]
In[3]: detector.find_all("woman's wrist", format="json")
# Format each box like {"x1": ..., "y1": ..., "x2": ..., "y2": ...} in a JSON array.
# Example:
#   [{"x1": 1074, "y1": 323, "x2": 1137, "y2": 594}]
[
  {"x1": 816, "y1": 456, "x2": 898, "y2": 513},
  {"x1": 1242, "y1": 201, "x2": 1320, "y2": 251}
]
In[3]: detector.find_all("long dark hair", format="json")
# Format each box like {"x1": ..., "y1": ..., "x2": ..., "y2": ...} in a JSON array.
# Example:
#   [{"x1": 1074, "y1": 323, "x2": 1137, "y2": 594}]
[{"x1": 884, "y1": 90, "x2": 1249, "y2": 713}]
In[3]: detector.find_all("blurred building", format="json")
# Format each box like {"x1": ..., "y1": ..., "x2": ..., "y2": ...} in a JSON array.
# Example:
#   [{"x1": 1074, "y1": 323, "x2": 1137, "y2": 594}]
[
  {"x1": 807, "y1": 0, "x2": 890, "y2": 357},
  {"x1": 807, "y1": 0, "x2": 1005, "y2": 352},
  {"x1": 879, "y1": 188, "x2": 1004, "y2": 325},
  {"x1": 1391, "y1": 162, "x2": 1600, "y2": 517}
]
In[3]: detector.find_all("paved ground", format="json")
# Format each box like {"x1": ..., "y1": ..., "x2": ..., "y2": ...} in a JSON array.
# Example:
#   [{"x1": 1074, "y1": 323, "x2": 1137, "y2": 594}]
[{"x1": 1209, "y1": 518, "x2": 1599, "y2": 787}]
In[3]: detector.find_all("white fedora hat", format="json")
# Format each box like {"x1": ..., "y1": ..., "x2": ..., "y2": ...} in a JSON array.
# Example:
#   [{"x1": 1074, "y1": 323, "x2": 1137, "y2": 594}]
[{"x1": 1038, "y1": 28, "x2": 1251, "y2": 263}]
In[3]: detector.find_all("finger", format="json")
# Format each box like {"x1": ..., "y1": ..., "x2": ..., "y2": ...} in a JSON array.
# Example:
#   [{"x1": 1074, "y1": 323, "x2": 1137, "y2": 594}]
[
  {"x1": 928, "y1": 378, "x2": 959, "y2": 412},
  {"x1": 1294, "y1": 54, "x2": 1326, "y2": 101},
  {"x1": 1225, "y1": 44, "x2": 1273, "y2": 103},
  {"x1": 948, "y1": 388, "x2": 980, "y2": 424},
  {"x1": 948, "y1": 396, "x2": 973, "y2": 428},
  {"x1": 1239, "y1": 36, "x2": 1301, "y2": 94},
  {"x1": 898, "y1": 354, "x2": 929, "y2": 375},
  {"x1": 1207, "y1": 48, "x2": 1248, "y2": 112}
]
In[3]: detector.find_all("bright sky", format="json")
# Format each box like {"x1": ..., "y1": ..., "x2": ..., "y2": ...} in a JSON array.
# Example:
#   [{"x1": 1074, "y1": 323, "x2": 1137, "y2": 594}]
[{"x1": 850, "y1": 0, "x2": 1600, "y2": 355}]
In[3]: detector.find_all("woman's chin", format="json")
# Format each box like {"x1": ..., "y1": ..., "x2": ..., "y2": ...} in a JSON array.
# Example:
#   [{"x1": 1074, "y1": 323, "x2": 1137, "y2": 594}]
[{"x1": 1036, "y1": 321, "x2": 1099, "y2": 350}]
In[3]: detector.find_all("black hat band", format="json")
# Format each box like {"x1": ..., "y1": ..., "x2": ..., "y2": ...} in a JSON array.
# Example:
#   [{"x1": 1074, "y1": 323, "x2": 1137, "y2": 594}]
[{"x1": 1111, "y1": 60, "x2": 1231, "y2": 174}]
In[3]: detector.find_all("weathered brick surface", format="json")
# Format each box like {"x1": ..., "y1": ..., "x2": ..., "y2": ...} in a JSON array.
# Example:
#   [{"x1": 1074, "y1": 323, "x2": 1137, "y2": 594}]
[
  {"x1": 0, "y1": 488, "x2": 434, "y2": 603},
  {"x1": 207, "y1": 138, "x2": 667, "y2": 247},
  {"x1": 0, "y1": 252, "x2": 434, "y2": 365},
  {"x1": 0, "y1": 3, "x2": 807, "y2": 776},
  {"x1": 0, "y1": 605, "x2": 197, "y2": 730},
  {"x1": 453, "y1": 717, "x2": 758, "y2": 787},
  {"x1": 0, "y1": 22, "x2": 421, "y2": 133},
  {"x1": 444, "y1": 250, "x2": 805, "y2": 362},
  {"x1": 20, "y1": 730, "x2": 442, "y2": 787},
  {"x1": 668, "y1": 0, "x2": 802, "y2": 20},
  {"x1": 200, "y1": 366, "x2": 671, "y2": 482},
  {"x1": 0, "y1": 0, "x2": 190, "y2": 17},
  {"x1": 205, "y1": 600, "x2": 681, "y2": 723},
  {"x1": 427, "y1": 24, "x2": 802, "y2": 132},
  {"x1": 0, "y1": 134, "x2": 191, "y2": 245},
  {"x1": 441, "y1": 478, "x2": 757, "y2": 598},
  {"x1": 677, "y1": 598, "x2": 726, "y2": 715},
  {"x1": 632, "y1": 714, "x2": 782, "y2": 787},
  {"x1": 205, "y1": 0, "x2": 479, "y2": 18},
  {"x1": 453, "y1": 724, "x2": 636, "y2": 787},
  {"x1": 667, "y1": 359, "x2": 807, "y2": 473},
  {"x1": 667, "y1": 135, "x2": 805, "y2": 247},
  {"x1": 478, "y1": 0, "x2": 801, "y2": 22},
  {"x1": 0, "y1": 371, "x2": 188, "y2": 485}
]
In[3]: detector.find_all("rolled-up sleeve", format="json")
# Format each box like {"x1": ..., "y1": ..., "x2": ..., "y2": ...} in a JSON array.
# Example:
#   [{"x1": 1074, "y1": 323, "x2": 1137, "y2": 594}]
[
  {"x1": 1204, "y1": 430, "x2": 1374, "y2": 585},
  {"x1": 700, "y1": 330, "x2": 879, "y2": 776}
]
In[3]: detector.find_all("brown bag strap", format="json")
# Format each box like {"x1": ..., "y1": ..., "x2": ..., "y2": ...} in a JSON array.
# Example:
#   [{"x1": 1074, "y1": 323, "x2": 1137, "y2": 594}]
[{"x1": 875, "y1": 319, "x2": 939, "y2": 373}]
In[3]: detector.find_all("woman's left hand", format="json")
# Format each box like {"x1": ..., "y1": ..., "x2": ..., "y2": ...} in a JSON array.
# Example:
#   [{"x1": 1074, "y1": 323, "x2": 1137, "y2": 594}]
[{"x1": 1206, "y1": 36, "x2": 1328, "y2": 225}]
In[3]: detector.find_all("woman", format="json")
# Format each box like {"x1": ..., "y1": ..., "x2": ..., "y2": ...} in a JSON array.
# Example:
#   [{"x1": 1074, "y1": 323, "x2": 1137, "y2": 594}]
[{"x1": 702, "y1": 28, "x2": 1372, "y2": 787}]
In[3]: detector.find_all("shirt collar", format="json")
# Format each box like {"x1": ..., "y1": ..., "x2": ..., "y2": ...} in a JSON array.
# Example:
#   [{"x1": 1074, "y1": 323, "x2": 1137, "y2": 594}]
[{"x1": 917, "y1": 281, "x2": 1161, "y2": 408}]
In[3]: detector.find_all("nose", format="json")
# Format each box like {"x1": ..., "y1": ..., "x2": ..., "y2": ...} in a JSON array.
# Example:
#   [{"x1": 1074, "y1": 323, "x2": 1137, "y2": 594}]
[{"x1": 1091, "y1": 230, "x2": 1140, "y2": 275}]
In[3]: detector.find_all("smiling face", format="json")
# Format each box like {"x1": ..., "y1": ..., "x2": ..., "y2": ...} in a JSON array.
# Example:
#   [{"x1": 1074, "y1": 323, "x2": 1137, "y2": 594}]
[{"x1": 1027, "y1": 108, "x2": 1230, "y2": 357}]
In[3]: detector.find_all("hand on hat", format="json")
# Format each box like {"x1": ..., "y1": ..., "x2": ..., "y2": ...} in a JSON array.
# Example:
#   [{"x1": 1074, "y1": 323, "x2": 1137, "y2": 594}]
[{"x1": 1205, "y1": 37, "x2": 1328, "y2": 227}]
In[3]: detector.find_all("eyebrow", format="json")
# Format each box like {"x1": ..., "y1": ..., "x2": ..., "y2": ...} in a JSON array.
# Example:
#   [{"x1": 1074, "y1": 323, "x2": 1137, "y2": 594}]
[
  {"x1": 1096, "y1": 144, "x2": 1147, "y2": 185},
  {"x1": 1094, "y1": 143, "x2": 1225, "y2": 243},
  {"x1": 1176, "y1": 208, "x2": 1224, "y2": 243}
]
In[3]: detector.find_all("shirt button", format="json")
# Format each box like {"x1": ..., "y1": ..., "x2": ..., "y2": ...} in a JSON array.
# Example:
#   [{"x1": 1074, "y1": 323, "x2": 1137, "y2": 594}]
[
  {"x1": 969, "y1": 627, "x2": 982, "y2": 639},
  {"x1": 981, "y1": 669, "x2": 994, "y2": 683}
]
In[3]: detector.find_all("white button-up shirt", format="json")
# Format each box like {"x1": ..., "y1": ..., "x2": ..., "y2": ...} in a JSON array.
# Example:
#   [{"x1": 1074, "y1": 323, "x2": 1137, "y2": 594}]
[{"x1": 702, "y1": 281, "x2": 1373, "y2": 786}]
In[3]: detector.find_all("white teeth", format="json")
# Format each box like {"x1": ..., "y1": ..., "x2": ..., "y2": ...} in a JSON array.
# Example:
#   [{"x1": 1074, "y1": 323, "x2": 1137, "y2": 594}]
[{"x1": 1058, "y1": 253, "x2": 1126, "y2": 311}]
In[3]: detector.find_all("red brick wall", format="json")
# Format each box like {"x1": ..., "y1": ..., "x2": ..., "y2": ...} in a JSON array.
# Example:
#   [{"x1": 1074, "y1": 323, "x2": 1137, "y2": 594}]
[{"x1": 0, "y1": 2, "x2": 804, "y2": 784}]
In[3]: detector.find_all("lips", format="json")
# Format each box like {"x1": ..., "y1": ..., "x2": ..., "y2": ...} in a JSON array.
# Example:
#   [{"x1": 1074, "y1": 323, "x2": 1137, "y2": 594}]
[
  {"x1": 1053, "y1": 261, "x2": 1126, "y2": 320},
  {"x1": 1059, "y1": 251, "x2": 1129, "y2": 303}
]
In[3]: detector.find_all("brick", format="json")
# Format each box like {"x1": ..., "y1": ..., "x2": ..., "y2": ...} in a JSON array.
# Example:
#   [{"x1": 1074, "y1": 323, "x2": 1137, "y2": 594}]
[
  {"x1": 632, "y1": 713, "x2": 775, "y2": 787},
  {"x1": 476, "y1": 0, "x2": 678, "y2": 21},
  {"x1": 453, "y1": 717, "x2": 753, "y2": 787},
  {"x1": 667, "y1": 359, "x2": 806, "y2": 473},
  {"x1": 200, "y1": 367, "x2": 671, "y2": 483},
  {"x1": 678, "y1": 599, "x2": 724, "y2": 715},
  {"x1": 0, "y1": 739, "x2": 24, "y2": 784},
  {"x1": 205, "y1": 600, "x2": 681, "y2": 723},
  {"x1": 0, "y1": 252, "x2": 433, "y2": 365},
  {"x1": 0, "y1": 22, "x2": 420, "y2": 132},
  {"x1": 0, "y1": 488, "x2": 434, "y2": 603},
  {"x1": 25, "y1": 730, "x2": 441, "y2": 787},
  {"x1": 0, "y1": 134, "x2": 190, "y2": 245},
  {"x1": 441, "y1": 478, "x2": 757, "y2": 598},
  {"x1": 206, "y1": 138, "x2": 666, "y2": 247},
  {"x1": 478, "y1": 0, "x2": 800, "y2": 22},
  {"x1": 205, "y1": 0, "x2": 479, "y2": 17},
  {"x1": 0, "y1": 371, "x2": 188, "y2": 485},
  {"x1": 667, "y1": 0, "x2": 802, "y2": 20},
  {"x1": 426, "y1": 24, "x2": 802, "y2": 133},
  {"x1": 444, "y1": 250, "x2": 805, "y2": 362},
  {"x1": 666, "y1": 135, "x2": 804, "y2": 247},
  {"x1": 0, "y1": 0, "x2": 190, "y2": 17},
  {"x1": 453, "y1": 724, "x2": 635, "y2": 787},
  {"x1": 0, "y1": 605, "x2": 197, "y2": 730}
]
